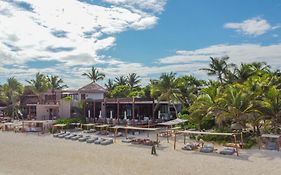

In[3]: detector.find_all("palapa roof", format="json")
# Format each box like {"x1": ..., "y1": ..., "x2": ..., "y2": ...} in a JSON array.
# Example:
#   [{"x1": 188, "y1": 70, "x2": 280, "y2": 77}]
[{"x1": 78, "y1": 82, "x2": 106, "y2": 93}]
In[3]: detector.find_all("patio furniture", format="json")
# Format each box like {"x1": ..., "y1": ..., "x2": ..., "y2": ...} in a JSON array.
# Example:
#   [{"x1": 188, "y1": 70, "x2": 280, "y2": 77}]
[
  {"x1": 182, "y1": 142, "x2": 200, "y2": 151},
  {"x1": 86, "y1": 137, "x2": 98, "y2": 143},
  {"x1": 71, "y1": 135, "x2": 83, "y2": 140},
  {"x1": 65, "y1": 134, "x2": 77, "y2": 139},
  {"x1": 219, "y1": 147, "x2": 236, "y2": 155},
  {"x1": 200, "y1": 144, "x2": 215, "y2": 153},
  {"x1": 58, "y1": 132, "x2": 71, "y2": 138},
  {"x1": 94, "y1": 137, "x2": 105, "y2": 144},
  {"x1": 100, "y1": 138, "x2": 113, "y2": 145},
  {"x1": 79, "y1": 136, "x2": 91, "y2": 142}
]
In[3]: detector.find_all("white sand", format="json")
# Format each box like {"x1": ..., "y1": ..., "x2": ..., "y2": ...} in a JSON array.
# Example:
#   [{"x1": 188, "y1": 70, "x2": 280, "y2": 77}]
[{"x1": 1, "y1": 132, "x2": 281, "y2": 175}]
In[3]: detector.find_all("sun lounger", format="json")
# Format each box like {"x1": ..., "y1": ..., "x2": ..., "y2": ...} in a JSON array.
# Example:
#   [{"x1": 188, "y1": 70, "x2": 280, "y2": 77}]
[
  {"x1": 86, "y1": 137, "x2": 98, "y2": 143},
  {"x1": 65, "y1": 134, "x2": 77, "y2": 139},
  {"x1": 57, "y1": 132, "x2": 71, "y2": 138},
  {"x1": 200, "y1": 144, "x2": 215, "y2": 153},
  {"x1": 79, "y1": 136, "x2": 91, "y2": 142},
  {"x1": 182, "y1": 142, "x2": 200, "y2": 151},
  {"x1": 219, "y1": 147, "x2": 236, "y2": 155},
  {"x1": 53, "y1": 133, "x2": 62, "y2": 137},
  {"x1": 71, "y1": 135, "x2": 83, "y2": 140},
  {"x1": 94, "y1": 138, "x2": 105, "y2": 144},
  {"x1": 100, "y1": 138, "x2": 113, "y2": 145},
  {"x1": 122, "y1": 138, "x2": 134, "y2": 143}
]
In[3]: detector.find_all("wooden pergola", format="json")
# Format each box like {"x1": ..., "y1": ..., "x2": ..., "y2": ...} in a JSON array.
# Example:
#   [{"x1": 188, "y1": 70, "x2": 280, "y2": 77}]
[
  {"x1": 22, "y1": 120, "x2": 48, "y2": 134},
  {"x1": 52, "y1": 123, "x2": 67, "y2": 133},
  {"x1": 174, "y1": 130, "x2": 243, "y2": 156},
  {"x1": 111, "y1": 125, "x2": 160, "y2": 146},
  {"x1": 81, "y1": 123, "x2": 95, "y2": 130}
]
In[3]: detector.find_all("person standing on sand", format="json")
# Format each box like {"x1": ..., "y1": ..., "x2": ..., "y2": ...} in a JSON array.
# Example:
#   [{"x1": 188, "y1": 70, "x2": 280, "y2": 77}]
[{"x1": 151, "y1": 141, "x2": 157, "y2": 155}]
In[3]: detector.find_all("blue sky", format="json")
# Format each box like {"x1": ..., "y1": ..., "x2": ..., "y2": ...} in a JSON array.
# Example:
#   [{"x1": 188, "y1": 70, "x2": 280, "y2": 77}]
[{"x1": 0, "y1": 0, "x2": 281, "y2": 88}]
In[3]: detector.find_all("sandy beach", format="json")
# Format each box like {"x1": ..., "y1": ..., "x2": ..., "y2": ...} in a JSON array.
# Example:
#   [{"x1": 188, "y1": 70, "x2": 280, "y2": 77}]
[{"x1": 0, "y1": 132, "x2": 281, "y2": 175}]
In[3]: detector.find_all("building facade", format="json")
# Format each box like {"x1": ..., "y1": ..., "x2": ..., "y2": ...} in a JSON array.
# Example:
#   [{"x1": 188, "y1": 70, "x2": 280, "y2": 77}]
[{"x1": 20, "y1": 82, "x2": 181, "y2": 122}]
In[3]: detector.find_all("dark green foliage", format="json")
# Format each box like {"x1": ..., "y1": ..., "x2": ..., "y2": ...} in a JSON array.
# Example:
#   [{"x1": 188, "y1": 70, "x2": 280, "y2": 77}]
[{"x1": 55, "y1": 117, "x2": 82, "y2": 125}]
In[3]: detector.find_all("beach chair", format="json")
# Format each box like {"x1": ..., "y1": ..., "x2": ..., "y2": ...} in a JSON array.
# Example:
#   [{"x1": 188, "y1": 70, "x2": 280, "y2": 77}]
[
  {"x1": 219, "y1": 147, "x2": 236, "y2": 155},
  {"x1": 200, "y1": 144, "x2": 215, "y2": 153},
  {"x1": 79, "y1": 136, "x2": 91, "y2": 142},
  {"x1": 65, "y1": 134, "x2": 77, "y2": 139},
  {"x1": 182, "y1": 142, "x2": 200, "y2": 151},
  {"x1": 57, "y1": 132, "x2": 71, "y2": 138},
  {"x1": 100, "y1": 138, "x2": 113, "y2": 145},
  {"x1": 94, "y1": 137, "x2": 105, "y2": 144},
  {"x1": 71, "y1": 135, "x2": 83, "y2": 140},
  {"x1": 86, "y1": 137, "x2": 98, "y2": 143}
]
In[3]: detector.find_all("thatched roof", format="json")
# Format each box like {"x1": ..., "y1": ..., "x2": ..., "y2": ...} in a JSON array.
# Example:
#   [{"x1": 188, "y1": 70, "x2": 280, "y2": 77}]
[{"x1": 78, "y1": 82, "x2": 106, "y2": 93}]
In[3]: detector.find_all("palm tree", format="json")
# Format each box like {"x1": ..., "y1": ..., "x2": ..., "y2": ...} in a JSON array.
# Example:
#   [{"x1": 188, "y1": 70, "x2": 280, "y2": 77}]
[
  {"x1": 232, "y1": 62, "x2": 271, "y2": 83},
  {"x1": 252, "y1": 62, "x2": 271, "y2": 72},
  {"x1": 200, "y1": 56, "x2": 235, "y2": 84},
  {"x1": 82, "y1": 66, "x2": 105, "y2": 82},
  {"x1": 105, "y1": 79, "x2": 115, "y2": 91},
  {"x1": 176, "y1": 75, "x2": 205, "y2": 107},
  {"x1": 215, "y1": 85, "x2": 254, "y2": 127},
  {"x1": 47, "y1": 75, "x2": 68, "y2": 90},
  {"x1": 2, "y1": 77, "x2": 23, "y2": 119},
  {"x1": 26, "y1": 72, "x2": 49, "y2": 93},
  {"x1": 151, "y1": 72, "x2": 180, "y2": 117},
  {"x1": 127, "y1": 73, "x2": 141, "y2": 89},
  {"x1": 114, "y1": 75, "x2": 128, "y2": 86},
  {"x1": 234, "y1": 63, "x2": 257, "y2": 83},
  {"x1": 257, "y1": 87, "x2": 281, "y2": 133},
  {"x1": 189, "y1": 83, "x2": 222, "y2": 129}
]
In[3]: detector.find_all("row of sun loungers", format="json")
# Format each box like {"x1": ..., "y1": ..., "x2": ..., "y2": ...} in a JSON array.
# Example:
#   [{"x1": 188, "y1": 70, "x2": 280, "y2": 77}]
[
  {"x1": 53, "y1": 132, "x2": 114, "y2": 145},
  {"x1": 182, "y1": 142, "x2": 236, "y2": 155}
]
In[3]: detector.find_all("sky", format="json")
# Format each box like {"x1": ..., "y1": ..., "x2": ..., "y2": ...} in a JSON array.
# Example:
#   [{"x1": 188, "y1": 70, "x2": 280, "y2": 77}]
[{"x1": 0, "y1": 0, "x2": 281, "y2": 88}]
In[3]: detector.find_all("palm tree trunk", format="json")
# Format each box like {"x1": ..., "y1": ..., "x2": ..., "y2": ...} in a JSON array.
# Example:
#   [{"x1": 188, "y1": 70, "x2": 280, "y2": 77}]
[{"x1": 172, "y1": 102, "x2": 178, "y2": 118}]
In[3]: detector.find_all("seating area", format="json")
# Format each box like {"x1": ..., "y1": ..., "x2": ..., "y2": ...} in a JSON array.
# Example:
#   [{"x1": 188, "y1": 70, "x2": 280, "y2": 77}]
[{"x1": 53, "y1": 131, "x2": 114, "y2": 146}]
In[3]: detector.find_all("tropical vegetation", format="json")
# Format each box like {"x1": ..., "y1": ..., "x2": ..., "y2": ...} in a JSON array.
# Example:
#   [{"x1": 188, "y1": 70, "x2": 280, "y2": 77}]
[{"x1": 1, "y1": 58, "x2": 281, "y2": 139}]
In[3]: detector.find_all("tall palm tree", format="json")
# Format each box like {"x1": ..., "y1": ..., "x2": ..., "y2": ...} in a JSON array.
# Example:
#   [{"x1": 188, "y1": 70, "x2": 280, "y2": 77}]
[
  {"x1": 127, "y1": 73, "x2": 141, "y2": 89},
  {"x1": 114, "y1": 75, "x2": 128, "y2": 86},
  {"x1": 26, "y1": 72, "x2": 49, "y2": 93},
  {"x1": 2, "y1": 77, "x2": 23, "y2": 119},
  {"x1": 176, "y1": 75, "x2": 205, "y2": 107},
  {"x1": 151, "y1": 72, "x2": 180, "y2": 117},
  {"x1": 82, "y1": 66, "x2": 105, "y2": 82},
  {"x1": 47, "y1": 75, "x2": 68, "y2": 90},
  {"x1": 200, "y1": 56, "x2": 235, "y2": 84}
]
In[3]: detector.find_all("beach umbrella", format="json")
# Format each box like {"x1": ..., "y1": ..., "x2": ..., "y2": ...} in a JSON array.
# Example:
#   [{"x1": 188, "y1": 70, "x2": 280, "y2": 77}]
[
  {"x1": 88, "y1": 110, "x2": 91, "y2": 118},
  {"x1": 158, "y1": 110, "x2": 161, "y2": 119},
  {"x1": 99, "y1": 110, "x2": 102, "y2": 118},
  {"x1": 124, "y1": 111, "x2": 127, "y2": 120},
  {"x1": 110, "y1": 111, "x2": 113, "y2": 119}
]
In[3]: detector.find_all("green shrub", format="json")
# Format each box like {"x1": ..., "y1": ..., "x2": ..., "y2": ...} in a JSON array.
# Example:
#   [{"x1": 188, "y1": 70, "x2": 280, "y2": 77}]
[
  {"x1": 243, "y1": 138, "x2": 256, "y2": 149},
  {"x1": 198, "y1": 134, "x2": 232, "y2": 144},
  {"x1": 55, "y1": 117, "x2": 82, "y2": 125}
]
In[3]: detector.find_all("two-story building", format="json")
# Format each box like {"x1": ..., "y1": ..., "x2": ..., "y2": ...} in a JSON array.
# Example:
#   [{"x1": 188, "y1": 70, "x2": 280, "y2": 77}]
[
  {"x1": 21, "y1": 82, "x2": 106, "y2": 120},
  {"x1": 20, "y1": 82, "x2": 181, "y2": 122}
]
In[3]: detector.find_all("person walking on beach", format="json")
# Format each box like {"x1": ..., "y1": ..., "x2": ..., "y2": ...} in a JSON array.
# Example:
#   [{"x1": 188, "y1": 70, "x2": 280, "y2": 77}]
[{"x1": 151, "y1": 141, "x2": 157, "y2": 155}]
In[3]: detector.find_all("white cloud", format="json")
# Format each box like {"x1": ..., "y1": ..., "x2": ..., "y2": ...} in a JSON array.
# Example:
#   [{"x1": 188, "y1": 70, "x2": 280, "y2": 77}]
[
  {"x1": 159, "y1": 43, "x2": 281, "y2": 70},
  {"x1": 224, "y1": 17, "x2": 276, "y2": 36},
  {"x1": 0, "y1": 0, "x2": 164, "y2": 67},
  {"x1": 102, "y1": 0, "x2": 167, "y2": 13}
]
